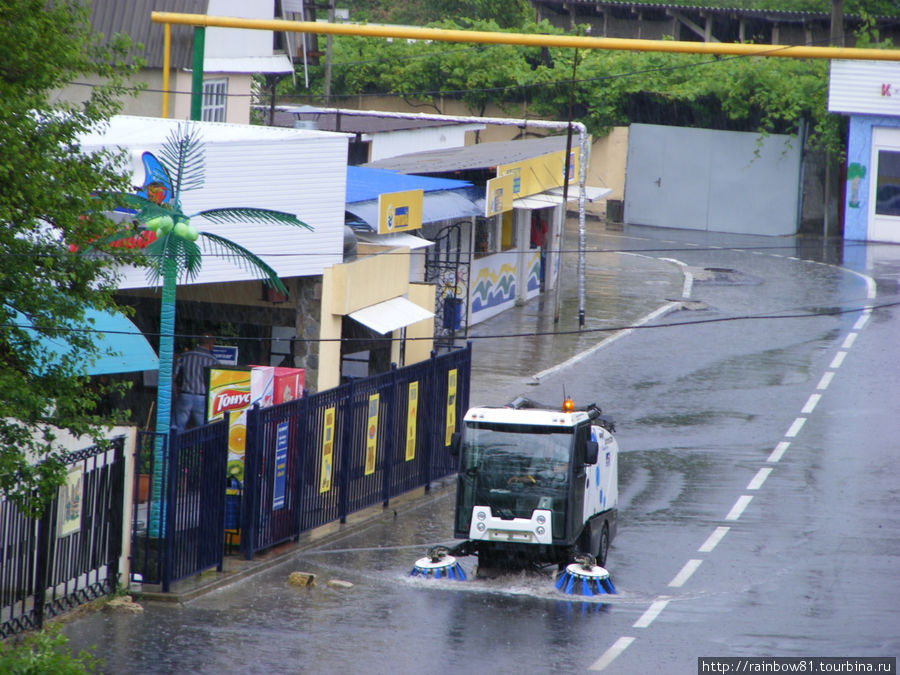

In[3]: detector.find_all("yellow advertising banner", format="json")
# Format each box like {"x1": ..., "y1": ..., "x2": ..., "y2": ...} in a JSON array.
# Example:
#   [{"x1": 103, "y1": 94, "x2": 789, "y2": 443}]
[
  {"x1": 445, "y1": 369, "x2": 457, "y2": 446},
  {"x1": 378, "y1": 189, "x2": 423, "y2": 234},
  {"x1": 405, "y1": 381, "x2": 418, "y2": 461},
  {"x1": 208, "y1": 368, "x2": 252, "y2": 483},
  {"x1": 320, "y1": 406, "x2": 335, "y2": 493},
  {"x1": 496, "y1": 147, "x2": 582, "y2": 199},
  {"x1": 365, "y1": 393, "x2": 380, "y2": 475},
  {"x1": 485, "y1": 173, "x2": 515, "y2": 217}
]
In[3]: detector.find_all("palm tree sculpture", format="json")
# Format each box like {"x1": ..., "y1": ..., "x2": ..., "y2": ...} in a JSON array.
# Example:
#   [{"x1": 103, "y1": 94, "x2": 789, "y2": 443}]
[{"x1": 108, "y1": 124, "x2": 311, "y2": 536}]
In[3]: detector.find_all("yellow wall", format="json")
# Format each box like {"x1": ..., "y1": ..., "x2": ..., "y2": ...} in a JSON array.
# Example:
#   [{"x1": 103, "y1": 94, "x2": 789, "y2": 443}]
[{"x1": 317, "y1": 249, "x2": 435, "y2": 390}]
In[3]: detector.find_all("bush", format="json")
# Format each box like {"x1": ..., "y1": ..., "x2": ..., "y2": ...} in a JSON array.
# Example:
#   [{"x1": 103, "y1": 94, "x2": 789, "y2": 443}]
[{"x1": 0, "y1": 625, "x2": 100, "y2": 674}]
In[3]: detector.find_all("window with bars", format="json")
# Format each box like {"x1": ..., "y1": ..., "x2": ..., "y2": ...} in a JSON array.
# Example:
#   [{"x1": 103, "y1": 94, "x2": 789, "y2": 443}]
[{"x1": 202, "y1": 79, "x2": 228, "y2": 122}]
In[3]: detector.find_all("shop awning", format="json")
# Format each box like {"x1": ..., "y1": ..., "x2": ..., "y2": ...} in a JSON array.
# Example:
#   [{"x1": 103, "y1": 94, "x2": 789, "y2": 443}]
[
  {"x1": 513, "y1": 186, "x2": 612, "y2": 210},
  {"x1": 12, "y1": 307, "x2": 158, "y2": 376},
  {"x1": 348, "y1": 297, "x2": 434, "y2": 335},
  {"x1": 355, "y1": 231, "x2": 434, "y2": 250}
]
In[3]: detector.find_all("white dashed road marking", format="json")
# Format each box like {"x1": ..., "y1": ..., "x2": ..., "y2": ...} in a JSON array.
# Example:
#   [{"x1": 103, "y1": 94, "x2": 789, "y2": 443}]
[
  {"x1": 767, "y1": 441, "x2": 791, "y2": 463},
  {"x1": 633, "y1": 598, "x2": 671, "y2": 628},
  {"x1": 668, "y1": 559, "x2": 704, "y2": 587},
  {"x1": 589, "y1": 636, "x2": 636, "y2": 671},
  {"x1": 746, "y1": 468, "x2": 773, "y2": 491},
  {"x1": 698, "y1": 527, "x2": 730, "y2": 553},
  {"x1": 725, "y1": 495, "x2": 753, "y2": 521},
  {"x1": 785, "y1": 417, "x2": 806, "y2": 438}
]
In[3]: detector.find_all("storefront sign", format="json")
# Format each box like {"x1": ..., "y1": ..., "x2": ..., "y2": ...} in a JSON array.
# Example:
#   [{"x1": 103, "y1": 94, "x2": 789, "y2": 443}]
[
  {"x1": 378, "y1": 189, "x2": 423, "y2": 234},
  {"x1": 485, "y1": 174, "x2": 515, "y2": 217}
]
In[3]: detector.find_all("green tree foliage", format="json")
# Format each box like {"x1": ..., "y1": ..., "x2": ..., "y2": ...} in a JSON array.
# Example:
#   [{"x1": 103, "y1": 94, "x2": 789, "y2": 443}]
[
  {"x1": 286, "y1": 17, "x2": 846, "y2": 151},
  {"x1": 0, "y1": 0, "x2": 141, "y2": 516}
]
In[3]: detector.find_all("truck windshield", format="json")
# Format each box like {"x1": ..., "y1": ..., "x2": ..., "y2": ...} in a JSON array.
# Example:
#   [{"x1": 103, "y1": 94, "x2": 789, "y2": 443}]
[{"x1": 457, "y1": 422, "x2": 572, "y2": 529}]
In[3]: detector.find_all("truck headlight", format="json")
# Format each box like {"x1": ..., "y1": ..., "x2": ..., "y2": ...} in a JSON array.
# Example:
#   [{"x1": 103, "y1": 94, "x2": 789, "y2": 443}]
[
  {"x1": 536, "y1": 514, "x2": 546, "y2": 524},
  {"x1": 476, "y1": 522, "x2": 486, "y2": 532},
  {"x1": 536, "y1": 526, "x2": 545, "y2": 535},
  {"x1": 477, "y1": 511, "x2": 486, "y2": 521}
]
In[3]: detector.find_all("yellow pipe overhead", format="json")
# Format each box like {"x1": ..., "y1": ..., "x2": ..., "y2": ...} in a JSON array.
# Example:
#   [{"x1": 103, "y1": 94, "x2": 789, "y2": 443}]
[{"x1": 151, "y1": 11, "x2": 900, "y2": 61}]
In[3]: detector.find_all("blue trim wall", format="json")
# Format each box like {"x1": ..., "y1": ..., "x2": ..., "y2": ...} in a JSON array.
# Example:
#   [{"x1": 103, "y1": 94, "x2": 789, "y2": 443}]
[{"x1": 844, "y1": 114, "x2": 900, "y2": 241}]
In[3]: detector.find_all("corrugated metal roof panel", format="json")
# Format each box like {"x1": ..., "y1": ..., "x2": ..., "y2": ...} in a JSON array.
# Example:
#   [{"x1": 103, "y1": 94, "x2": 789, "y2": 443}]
[
  {"x1": 364, "y1": 135, "x2": 569, "y2": 174},
  {"x1": 90, "y1": 0, "x2": 205, "y2": 68},
  {"x1": 346, "y1": 166, "x2": 471, "y2": 203},
  {"x1": 829, "y1": 60, "x2": 900, "y2": 116}
]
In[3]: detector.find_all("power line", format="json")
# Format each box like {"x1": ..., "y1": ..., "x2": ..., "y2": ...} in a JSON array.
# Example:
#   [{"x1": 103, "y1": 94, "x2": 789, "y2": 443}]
[{"x1": 4, "y1": 298, "x2": 897, "y2": 346}]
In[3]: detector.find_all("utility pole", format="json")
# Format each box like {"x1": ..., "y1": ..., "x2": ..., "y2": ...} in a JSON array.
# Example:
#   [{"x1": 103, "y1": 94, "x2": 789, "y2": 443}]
[{"x1": 823, "y1": 0, "x2": 844, "y2": 238}]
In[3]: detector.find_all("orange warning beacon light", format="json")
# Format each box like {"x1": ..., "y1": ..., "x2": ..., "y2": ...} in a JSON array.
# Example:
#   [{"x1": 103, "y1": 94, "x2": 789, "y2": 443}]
[{"x1": 561, "y1": 397, "x2": 575, "y2": 413}]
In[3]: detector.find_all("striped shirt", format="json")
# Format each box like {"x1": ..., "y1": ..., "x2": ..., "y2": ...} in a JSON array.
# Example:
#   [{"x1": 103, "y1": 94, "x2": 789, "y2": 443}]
[{"x1": 174, "y1": 346, "x2": 219, "y2": 395}]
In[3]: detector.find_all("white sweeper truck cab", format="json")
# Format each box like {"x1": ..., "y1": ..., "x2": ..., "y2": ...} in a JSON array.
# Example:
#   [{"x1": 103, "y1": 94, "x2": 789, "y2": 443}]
[{"x1": 411, "y1": 397, "x2": 619, "y2": 595}]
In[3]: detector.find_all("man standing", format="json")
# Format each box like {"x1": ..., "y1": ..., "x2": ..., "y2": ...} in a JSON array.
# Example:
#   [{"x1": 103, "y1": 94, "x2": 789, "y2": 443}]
[{"x1": 173, "y1": 333, "x2": 219, "y2": 431}]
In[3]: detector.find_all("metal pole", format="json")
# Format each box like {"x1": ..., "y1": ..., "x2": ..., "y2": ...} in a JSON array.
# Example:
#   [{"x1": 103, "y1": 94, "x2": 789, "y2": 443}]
[
  {"x1": 190, "y1": 26, "x2": 206, "y2": 122},
  {"x1": 162, "y1": 23, "x2": 171, "y2": 118},
  {"x1": 151, "y1": 12, "x2": 900, "y2": 61}
]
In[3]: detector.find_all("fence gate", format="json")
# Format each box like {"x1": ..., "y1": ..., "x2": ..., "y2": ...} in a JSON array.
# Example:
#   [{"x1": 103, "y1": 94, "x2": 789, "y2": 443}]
[{"x1": 425, "y1": 221, "x2": 470, "y2": 351}]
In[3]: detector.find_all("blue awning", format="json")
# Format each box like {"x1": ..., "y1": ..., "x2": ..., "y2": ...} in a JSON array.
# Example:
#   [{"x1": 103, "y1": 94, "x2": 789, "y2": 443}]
[{"x1": 12, "y1": 307, "x2": 158, "y2": 376}]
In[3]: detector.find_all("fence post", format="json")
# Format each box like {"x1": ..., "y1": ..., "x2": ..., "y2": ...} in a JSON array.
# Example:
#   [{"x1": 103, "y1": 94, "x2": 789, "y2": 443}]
[
  {"x1": 107, "y1": 437, "x2": 125, "y2": 593},
  {"x1": 382, "y1": 364, "x2": 398, "y2": 507},
  {"x1": 292, "y1": 396, "x2": 308, "y2": 539},
  {"x1": 425, "y1": 350, "x2": 440, "y2": 491},
  {"x1": 162, "y1": 428, "x2": 177, "y2": 593},
  {"x1": 242, "y1": 404, "x2": 261, "y2": 561},
  {"x1": 33, "y1": 503, "x2": 54, "y2": 629},
  {"x1": 338, "y1": 378, "x2": 355, "y2": 524}
]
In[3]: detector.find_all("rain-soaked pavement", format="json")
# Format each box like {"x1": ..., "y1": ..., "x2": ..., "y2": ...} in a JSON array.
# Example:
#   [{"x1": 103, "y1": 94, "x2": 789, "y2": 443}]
[{"x1": 61, "y1": 223, "x2": 900, "y2": 673}]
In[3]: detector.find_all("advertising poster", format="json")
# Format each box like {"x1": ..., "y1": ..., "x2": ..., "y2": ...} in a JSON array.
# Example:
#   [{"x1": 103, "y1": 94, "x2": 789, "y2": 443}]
[
  {"x1": 365, "y1": 393, "x2": 379, "y2": 476},
  {"x1": 405, "y1": 381, "x2": 418, "y2": 461},
  {"x1": 320, "y1": 406, "x2": 335, "y2": 493},
  {"x1": 445, "y1": 369, "x2": 457, "y2": 446},
  {"x1": 273, "y1": 422, "x2": 289, "y2": 511},
  {"x1": 58, "y1": 467, "x2": 83, "y2": 537}
]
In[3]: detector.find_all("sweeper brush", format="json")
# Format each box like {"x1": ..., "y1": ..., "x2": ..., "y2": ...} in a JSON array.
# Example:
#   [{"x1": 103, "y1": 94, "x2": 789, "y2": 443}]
[
  {"x1": 555, "y1": 555, "x2": 616, "y2": 596},
  {"x1": 410, "y1": 546, "x2": 467, "y2": 580}
]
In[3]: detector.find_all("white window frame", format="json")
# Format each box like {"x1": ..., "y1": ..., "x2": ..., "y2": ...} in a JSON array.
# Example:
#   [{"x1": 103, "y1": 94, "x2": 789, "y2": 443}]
[{"x1": 202, "y1": 78, "x2": 228, "y2": 122}]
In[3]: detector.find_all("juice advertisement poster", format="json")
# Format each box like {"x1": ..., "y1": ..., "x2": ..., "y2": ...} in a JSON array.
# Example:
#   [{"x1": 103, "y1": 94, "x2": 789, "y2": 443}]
[
  {"x1": 208, "y1": 367, "x2": 255, "y2": 482},
  {"x1": 251, "y1": 366, "x2": 304, "y2": 405}
]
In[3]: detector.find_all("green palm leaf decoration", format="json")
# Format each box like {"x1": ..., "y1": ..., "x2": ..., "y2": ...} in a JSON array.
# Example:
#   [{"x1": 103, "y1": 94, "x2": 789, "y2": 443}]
[{"x1": 92, "y1": 122, "x2": 314, "y2": 537}]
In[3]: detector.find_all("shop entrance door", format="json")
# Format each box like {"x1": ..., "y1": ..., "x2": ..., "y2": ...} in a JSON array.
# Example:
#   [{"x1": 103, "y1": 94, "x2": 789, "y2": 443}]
[{"x1": 870, "y1": 126, "x2": 900, "y2": 243}]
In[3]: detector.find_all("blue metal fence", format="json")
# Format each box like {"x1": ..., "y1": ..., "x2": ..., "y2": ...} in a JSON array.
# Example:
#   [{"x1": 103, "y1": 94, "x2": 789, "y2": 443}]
[
  {"x1": 1, "y1": 437, "x2": 125, "y2": 637},
  {"x1": 240, "y1": 345, "x2": 471, "y2": 559},
  {"x1": 139, "y1": 345, "x2": 470, "y2": 586}
]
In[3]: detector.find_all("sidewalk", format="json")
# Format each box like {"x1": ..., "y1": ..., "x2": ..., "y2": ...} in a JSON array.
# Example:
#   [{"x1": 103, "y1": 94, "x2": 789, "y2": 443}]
[{"x1": 137, "y1": 217, "x2": 689, "y2": 602}]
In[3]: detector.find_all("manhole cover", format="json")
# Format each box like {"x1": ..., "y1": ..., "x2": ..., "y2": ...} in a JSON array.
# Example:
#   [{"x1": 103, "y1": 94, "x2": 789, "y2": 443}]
[{"x1": 694, "y1": 267, "x2": 763, "y2": 286}]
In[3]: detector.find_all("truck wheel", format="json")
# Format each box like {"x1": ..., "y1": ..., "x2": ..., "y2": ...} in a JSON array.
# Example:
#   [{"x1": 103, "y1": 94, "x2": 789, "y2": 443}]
[{"x1": 597, "y1": 523, "x2": 610, "y2": 567}]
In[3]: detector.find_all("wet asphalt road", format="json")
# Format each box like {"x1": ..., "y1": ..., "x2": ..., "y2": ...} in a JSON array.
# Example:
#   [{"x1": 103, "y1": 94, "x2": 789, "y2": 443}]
[{"x1": 62, "y1": 227, "x2": 900, "y2": 674}]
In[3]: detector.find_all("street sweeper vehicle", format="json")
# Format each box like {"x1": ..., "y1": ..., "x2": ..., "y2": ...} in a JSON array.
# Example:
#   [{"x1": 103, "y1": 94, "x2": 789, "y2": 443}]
[{"x1": 411, "y1": 397, "x2": 619, "y2": 595}]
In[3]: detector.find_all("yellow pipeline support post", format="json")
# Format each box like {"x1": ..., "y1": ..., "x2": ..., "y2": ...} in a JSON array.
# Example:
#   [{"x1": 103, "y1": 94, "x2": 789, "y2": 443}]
[{"x1": 161, "y1": 22, "x2": 170, "y2": 119}]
